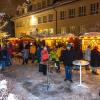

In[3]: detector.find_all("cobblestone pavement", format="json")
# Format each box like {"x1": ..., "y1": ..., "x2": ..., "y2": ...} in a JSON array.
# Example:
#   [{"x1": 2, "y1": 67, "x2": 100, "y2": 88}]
[{"x1": 0, "y1": 60, "x2": 100, "y2": 100}]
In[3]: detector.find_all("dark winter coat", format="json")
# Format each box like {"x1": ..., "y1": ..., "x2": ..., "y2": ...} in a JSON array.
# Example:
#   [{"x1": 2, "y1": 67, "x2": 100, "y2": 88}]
[
  {"x1": 73, "y1": 48, "x2": 83, "y2": 60},
  {"x1": 90, "y1": 49, "x2": 100, "y2": 67},
  {"x1": 61, "y1": 49, "x2": 74, "y2": 66}
]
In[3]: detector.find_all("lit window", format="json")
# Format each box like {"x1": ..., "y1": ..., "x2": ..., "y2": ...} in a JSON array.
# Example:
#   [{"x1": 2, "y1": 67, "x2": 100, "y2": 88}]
[
  {"x1": 49, "y1": 28, "x2": 54, "y2": 34},
  {"x1": 30, "y1": 16, "x2": 37, "y2": 26},
  {"x1": 60, "y1": 27, "x2": 66, "y2": 34},
  {"x1": 44, "y1": 29, "x2": 49, "y2": 34}
]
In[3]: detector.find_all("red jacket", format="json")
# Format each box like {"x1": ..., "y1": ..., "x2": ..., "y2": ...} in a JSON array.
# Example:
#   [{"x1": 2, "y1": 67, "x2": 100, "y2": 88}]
[
  {"x1": 7, "y1": 48, "x2": 13, "y2": 57},
  {"x1": 41, "y1": 49, "x2": 49, "y2": 61}
]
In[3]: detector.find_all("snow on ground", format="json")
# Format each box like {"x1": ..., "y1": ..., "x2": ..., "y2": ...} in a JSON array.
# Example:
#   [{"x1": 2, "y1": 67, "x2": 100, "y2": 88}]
[{"x1": 0, "y1": 62, "x2": 100, "y2": 100}]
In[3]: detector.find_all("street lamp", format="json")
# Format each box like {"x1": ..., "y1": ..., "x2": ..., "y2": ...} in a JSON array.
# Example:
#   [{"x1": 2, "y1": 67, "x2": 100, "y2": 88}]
[{"x1": 30, "y1": 15, "x2": 37, "y2": 26}]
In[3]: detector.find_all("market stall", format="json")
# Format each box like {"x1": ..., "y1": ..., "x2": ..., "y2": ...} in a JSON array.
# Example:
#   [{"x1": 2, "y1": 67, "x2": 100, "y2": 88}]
[
  {"x1": 42, "y1": 34, "x2": 75, "y2": 48},
  {"x1": 0, "y1": 32, "x2": 9, "y2": 46},
  {"x1": 20, "y1": 35, "x2": 35, "y2": 43},
  {"x1": 80, "y1": 32, "x2": 100, "y2": 51},
  {"x1": 7, "y1": 37, "x2": 20, "y2": 45}
]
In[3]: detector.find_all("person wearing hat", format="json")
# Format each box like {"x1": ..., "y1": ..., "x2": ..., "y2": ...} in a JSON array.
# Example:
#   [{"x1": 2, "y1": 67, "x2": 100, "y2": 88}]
[
  {"x1": 61, "y1": 43, "x2": 74, "y2": 82},
  {"x1": 90, "y1": 46, "x2": 100, "y2": 75}
]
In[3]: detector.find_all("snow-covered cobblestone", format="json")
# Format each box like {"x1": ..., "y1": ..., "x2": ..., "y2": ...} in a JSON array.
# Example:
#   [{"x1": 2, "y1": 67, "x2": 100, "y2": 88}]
[{"x1": 0, "y1": 63, "x2": 100, "y2": 100}]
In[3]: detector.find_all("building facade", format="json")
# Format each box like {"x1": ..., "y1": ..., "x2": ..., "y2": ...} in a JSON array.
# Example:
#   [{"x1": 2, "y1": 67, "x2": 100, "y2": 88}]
[{"x1": 13, "y1": 0, "x2": 100, "y2": 37}]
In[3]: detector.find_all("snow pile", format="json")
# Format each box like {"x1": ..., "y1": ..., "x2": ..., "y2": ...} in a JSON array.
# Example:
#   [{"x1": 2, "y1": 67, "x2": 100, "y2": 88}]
[
  {"x1": 0, "y1": 79, "x2": 7, "y2": 90},
  {"x1": 0, "y1": 79, "x2": 18, "y2": 100},
  {"x1": 7, "y1": 93, "x2": 18, "y2": 100}
]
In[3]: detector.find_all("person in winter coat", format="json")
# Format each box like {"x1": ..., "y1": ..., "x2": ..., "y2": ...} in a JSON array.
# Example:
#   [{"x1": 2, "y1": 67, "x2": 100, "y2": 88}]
[
  {"x1": 40, "y1": 46, "x2": 49, "y2": 75},
  {"x1": 49, "y1": 49, "x2": 56, "y2": 61},
  {"x1": 2, "y1": 46, "x2": 11, "y2": 66},
  {"x1": 22, "y1": 46, "x2": 29, "y2": 64},
  {"x1": 41, "y1": 46, "x2": 49, "y2": 62},
  {"x1": 36, "y1": 45, "x2": 42, "y2": 63},
  {"x1": 90, "y1": 46, "x2": 100, "y2": 75},
  {"x1": 7, "y1": 44, "x2": 14, "y2": 65},
  {"x1": 50, "y1": 48, "x2": 61, "y2": 73},
  {"x1": 61, "y1": 44, "x2": 74, "y2": 82},
  {"x1": 56, "y1": 46, "x2": 62, "y2": 60},
  {"x1": 30, "y1": 43, "x2": 36, "y2": 63},
  {"x1": 84, "y1": 45, "x2": 91, "y2": 61},
  {"x1": 72, "y1": 45, "x2": 83, "y2": 71},
  {"x1": 84, "y1": 45, "x2": 91, "y2": 70}
]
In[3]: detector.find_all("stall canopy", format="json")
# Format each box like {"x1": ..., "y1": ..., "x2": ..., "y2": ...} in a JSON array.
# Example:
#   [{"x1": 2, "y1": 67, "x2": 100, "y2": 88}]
[
  {"x1": 0, "y1": 32, "x2": 9, "y2": 39},
  {"x1": 7, "y1": 37, "x2": 20, "y2": 45},
  {"x1": 7, "y1": 37, "x2": 20, "y2": 41},
  {"x1": 41, "y1": 33, "x2": 75, "y2": 47},
  {"x1": 80, "y1": 32, "x2": 100, "y2": 51},
  {"x1": 0, "y1": 32, "x2": 9, "y2": 46},
  {"x1": 80, "y1": 32, "x2": 100, "y2": 37},
  {"x1": 20, "y1": 35, "x2": 35, "y2": 41}
]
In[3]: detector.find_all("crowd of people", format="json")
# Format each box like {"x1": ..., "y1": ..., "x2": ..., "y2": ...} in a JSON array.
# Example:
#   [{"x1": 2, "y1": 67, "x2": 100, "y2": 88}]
[{"x1": 0, "y1": 41, "x2": 100, "y2": 83}]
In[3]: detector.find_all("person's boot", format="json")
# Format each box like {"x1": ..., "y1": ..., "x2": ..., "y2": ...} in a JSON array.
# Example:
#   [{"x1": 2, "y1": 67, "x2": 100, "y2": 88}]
[
  {"x1": 64, "y1": 78, "x2": 67, "y2": 81},
  {"x1": 69, "y1": 80, "x2": 73, "y2": 83},
  {"x1": 94, "y1": 71, "x2": 99, "y2": 75},
  {"x1": 92, "y1": 71, "x2": 99, "y2": 75}
]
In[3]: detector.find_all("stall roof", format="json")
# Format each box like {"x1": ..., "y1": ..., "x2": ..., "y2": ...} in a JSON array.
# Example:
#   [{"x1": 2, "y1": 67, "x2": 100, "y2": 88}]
[
  {"x1": 42, "y1": 33, "x2": 75, "y2": 39},
  {"x1": 20, "y1": 35, "x2": 35, "y2": 41},
  {"x1": 82, "y1": 32, "x2": 100, "y2": 36},
  {"x1": 0, "y1": 32, "x2": 9, "y2": 38},
  {"x1": 7, "y1": 37, "x2": 20, "y2": 41}
]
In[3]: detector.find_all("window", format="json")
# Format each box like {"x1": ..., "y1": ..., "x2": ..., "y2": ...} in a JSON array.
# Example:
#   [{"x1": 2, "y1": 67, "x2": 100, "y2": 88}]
[
  {"x1": 69, "y1": 9, "x2": 75, "y2": 18},
  {"x1": 47, "y1": 0, "x2": 53, "y2": 6},
  {"x1": 42, "y1": 0, "x2": 46, "y2": 8},
  {"x1": 69, "y1": 26, "x2": 76, "y2": 33},
  {"x1": 80, "y1": 25, "x2": 87, "y2": 33},
  {"x1": 49, "y1": 28, "x2": 54, "y2": 34},
  {"x1": 91, "y1": 3, "x2": 99, "y2": 14},
  {"x1": 37, "y1": 2, "x2": 42, "y2": 10},
  {"x1": 38, "y1": 17, "x2": 42, "y2": 24},
  {"x1": 60, "y1": 27, "x2": 66, "y2": 34},
  {"x1": 79, "y1": 6, "x2": 86, "y2": 16},
  {"x1": 48, "y1": 14, "x2": 53, "y2": 22},
  {"x1": 44, "y1": 29, "x2": 49, "y2": 34},
  {"x1": 33, "y1": 4, "x2": 37, "y2": 11},
  {"x1": 60, "y1": 11, "x2": 66, "y2": 20},
  {"x1": 43, "y1": 16, "x2": 47, "y2": 23}
]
